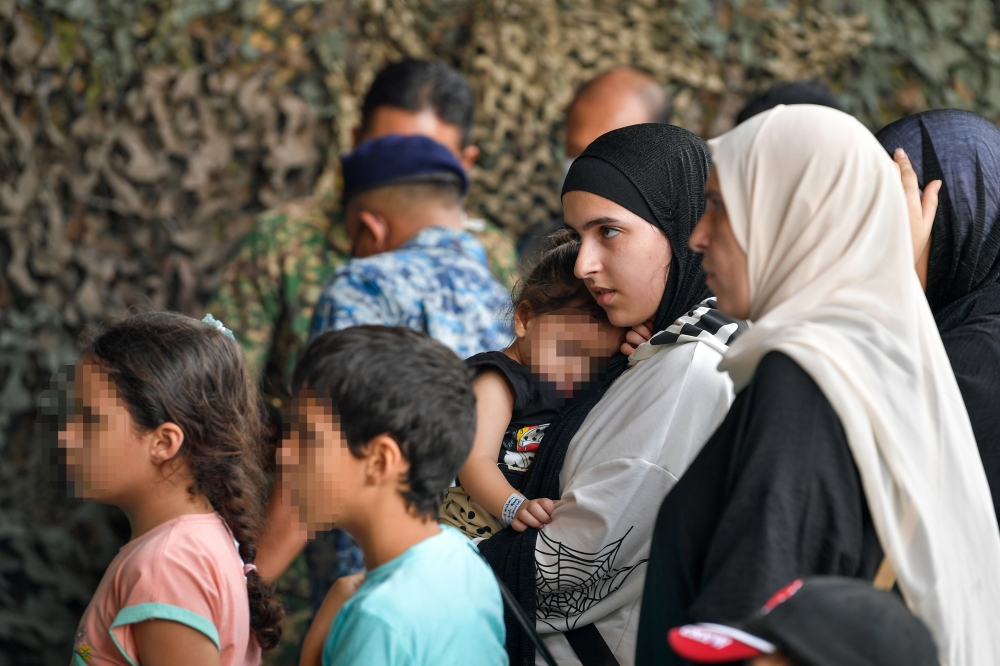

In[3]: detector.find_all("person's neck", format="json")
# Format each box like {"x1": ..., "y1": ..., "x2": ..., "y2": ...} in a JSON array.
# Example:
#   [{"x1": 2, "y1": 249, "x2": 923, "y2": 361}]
[
  {"x1": 387, "y1": 206, "x2": 465, "y2": 251},
  {"x1": 346, "y1": 494, "x2": 442, "y2": 570},
  {"x1": 120, "y1": 475, "x2": 215, "y2": 540},
  {"x1": 504, "y1": 338, "x2": 527, "y2": 366}
]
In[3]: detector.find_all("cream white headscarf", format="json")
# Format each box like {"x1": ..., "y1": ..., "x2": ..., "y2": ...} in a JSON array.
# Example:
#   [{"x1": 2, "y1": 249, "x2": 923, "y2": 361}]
[{"x1": 709, "y1": 105, "x2": 1000, "y2": 665}]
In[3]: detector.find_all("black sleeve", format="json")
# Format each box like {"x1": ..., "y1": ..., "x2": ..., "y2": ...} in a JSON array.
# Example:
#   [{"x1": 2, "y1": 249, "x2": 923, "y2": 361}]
[
  {"x1": 941, "y1": 316, "x2": 1000, "y2": 522},
  {"x1": 636, "y1": 352, "x2": 882, "y2": 666},
  {"x1": 466, "y1": 351, "x2": 532, "y2": 416}
]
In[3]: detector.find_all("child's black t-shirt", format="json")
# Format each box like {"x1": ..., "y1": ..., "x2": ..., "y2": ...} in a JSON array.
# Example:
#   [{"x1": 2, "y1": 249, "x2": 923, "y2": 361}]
[{"x1": 466, "y1": 351, "x2": 567, "y2": 490}]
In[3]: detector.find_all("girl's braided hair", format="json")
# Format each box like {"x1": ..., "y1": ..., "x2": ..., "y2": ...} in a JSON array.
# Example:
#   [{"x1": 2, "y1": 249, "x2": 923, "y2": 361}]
[{"x1": 81, "y1": 311, "x2": 283, "y2": 650}]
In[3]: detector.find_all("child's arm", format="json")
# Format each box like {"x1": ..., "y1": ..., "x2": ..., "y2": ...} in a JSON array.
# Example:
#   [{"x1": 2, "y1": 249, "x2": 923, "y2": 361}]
[
  {"x1": 133, "y1": 619, "x2": 221, "y2": 666},
  {"x1": 458, "y1": 370, "x2": 517, "y2": 520},
  {"x1": 300, "y1": 573, "x2": 366, "y2": 666},
  {"x1": 459, "y1": 371, "x2": 557, "y2": 532}
]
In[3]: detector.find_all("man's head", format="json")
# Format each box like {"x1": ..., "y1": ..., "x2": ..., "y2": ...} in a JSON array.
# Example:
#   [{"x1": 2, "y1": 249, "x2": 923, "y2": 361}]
[
  {"x1": 281, "y1": 327, "x2": 476, "y2": 534},
  {"x1": 340, "y1": 134, "x2": 468, "y2": 257},
  {"x1": 565, "y1": 67, "x2": 671, "y2": 159},
  {"x1": 356, "y1": 58, "x2": 479, "y2": 169}
]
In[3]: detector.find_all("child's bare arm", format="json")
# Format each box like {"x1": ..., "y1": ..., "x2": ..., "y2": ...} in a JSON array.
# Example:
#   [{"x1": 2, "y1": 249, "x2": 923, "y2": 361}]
[
  {"x1": 133, "y1": 619, "x2": 221, "y2": 666},
  {"x1": 299, "y1": 572, "x2": 365, "y2": 666},
  {"x1": 457, "y1": 370, "x2": 518, "y2": 520}
]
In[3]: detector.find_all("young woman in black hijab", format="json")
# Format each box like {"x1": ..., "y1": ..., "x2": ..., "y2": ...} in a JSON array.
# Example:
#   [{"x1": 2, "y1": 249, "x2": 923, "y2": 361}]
[
  {"x1": 876, "y1": 109, "x2": 1000, "y2": 520},
  {"x1": 479, "y1": 124, "x2": 746, "y2": 666}
]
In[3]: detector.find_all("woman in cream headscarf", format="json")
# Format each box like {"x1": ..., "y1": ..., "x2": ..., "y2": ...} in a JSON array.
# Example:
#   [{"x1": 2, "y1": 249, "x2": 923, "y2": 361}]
[{"x1": 636, "y1": 105, "x2": 1000, "y2": 666}]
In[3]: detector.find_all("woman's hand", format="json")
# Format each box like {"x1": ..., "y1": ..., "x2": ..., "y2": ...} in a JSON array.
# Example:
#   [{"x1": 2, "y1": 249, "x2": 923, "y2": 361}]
[
  {"x1": 893, "y1": 148, "x2": 940, "y2": 267},
  {"x1": 299, "y1": 572, "x2": 366, "y2": 666},
  {"x1": 511, "y1": 498, "x2": 559, "y2": 531},
  {"x1": 621, "y1": 319, "x2": 654, "y2": 356}
]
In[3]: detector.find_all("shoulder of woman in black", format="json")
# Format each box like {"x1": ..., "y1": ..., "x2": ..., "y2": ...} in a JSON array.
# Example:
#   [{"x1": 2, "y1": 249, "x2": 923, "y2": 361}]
[
  {"x1": 635, "y1": 351, "x2": 882, "y2": 666},
  {"x1": 940, "y1": 314, "x2": 1000, "y2": 519}
]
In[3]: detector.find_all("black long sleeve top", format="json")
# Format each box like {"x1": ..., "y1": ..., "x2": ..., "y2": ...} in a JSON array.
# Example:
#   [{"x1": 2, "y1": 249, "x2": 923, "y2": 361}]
[{"x1": 635, "y1": 351, "x2": 883, "y2": 666}]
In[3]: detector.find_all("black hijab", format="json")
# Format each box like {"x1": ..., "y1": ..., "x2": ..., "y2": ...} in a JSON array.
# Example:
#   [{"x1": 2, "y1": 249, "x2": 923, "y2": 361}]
[
  {"x1": 876, "y1": 110, "x2": 1000, "y2": 333},
  {"x1": 478, "y1": 123, "x2": 714, "y2": 665},
  {"x1": 562, "y1": 123, "x2": 713, "y2": 331}
]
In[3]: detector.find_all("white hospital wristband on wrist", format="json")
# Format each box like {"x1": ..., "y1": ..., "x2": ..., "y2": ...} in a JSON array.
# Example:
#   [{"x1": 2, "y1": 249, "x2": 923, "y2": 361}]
[{"x1": 501, "y1": 492, "x2": 527, "y2": 526}]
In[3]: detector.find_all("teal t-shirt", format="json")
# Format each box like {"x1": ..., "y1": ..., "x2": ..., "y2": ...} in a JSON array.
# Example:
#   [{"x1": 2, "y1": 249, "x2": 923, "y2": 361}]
[{"x1": 321, "y1": 526, "x2": 507, "y2": 666}]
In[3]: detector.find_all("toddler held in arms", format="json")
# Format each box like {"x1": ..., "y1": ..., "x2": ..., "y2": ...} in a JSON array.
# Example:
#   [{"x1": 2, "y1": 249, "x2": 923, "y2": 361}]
[
  {"x1": 56, "y1": 312, "x2": 280, "y2": 666},
  {"x1": 440, "y1": 231, "x2": 626, "y2": 538}
]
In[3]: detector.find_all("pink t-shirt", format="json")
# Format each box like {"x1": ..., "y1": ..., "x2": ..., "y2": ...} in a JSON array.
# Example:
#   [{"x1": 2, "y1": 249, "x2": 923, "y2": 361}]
[{"x1": 71, "y1": 513, "x2": 261, "y2": 666}]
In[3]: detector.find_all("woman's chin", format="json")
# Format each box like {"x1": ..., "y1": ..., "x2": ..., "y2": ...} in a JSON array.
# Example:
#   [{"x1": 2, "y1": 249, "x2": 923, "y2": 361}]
[
  {"x1": 714, "y1": 294, "x2": 749, "y2": 320},
  {"x1": 605, "y1": 310, "x2": 632, "y2": 329},
  {"x1": 607, "y1": 308, "x2": 649, "y2": 330}
]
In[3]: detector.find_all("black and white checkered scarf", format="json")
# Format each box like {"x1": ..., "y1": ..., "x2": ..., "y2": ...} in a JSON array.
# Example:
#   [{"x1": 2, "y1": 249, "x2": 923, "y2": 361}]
[{"x1": 629, "y1": 297, "x2": 749, "y2": 367}]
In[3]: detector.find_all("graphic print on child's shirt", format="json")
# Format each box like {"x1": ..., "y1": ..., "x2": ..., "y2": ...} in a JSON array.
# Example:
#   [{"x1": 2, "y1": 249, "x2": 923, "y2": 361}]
[
  {"x1": 499, "y1": 423, "x2": 548, "y2": 479},
  {"x1": 440, "y1": 351, "x2": 575, "y2": 539}
]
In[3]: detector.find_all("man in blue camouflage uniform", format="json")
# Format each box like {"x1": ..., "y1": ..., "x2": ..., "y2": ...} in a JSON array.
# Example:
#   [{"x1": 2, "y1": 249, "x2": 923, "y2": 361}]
[
  {"x1": 310, "y1": 226, "x2": 510, "y2": 355},
  {"x1": 293, "y1": 133, "x2": 511, "y2": 613}
]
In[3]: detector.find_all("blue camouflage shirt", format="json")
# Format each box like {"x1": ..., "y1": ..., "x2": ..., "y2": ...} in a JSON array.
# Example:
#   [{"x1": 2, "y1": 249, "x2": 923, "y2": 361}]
[{"x1": 309, "y1": 226, "x2": 512, "y2": 357}]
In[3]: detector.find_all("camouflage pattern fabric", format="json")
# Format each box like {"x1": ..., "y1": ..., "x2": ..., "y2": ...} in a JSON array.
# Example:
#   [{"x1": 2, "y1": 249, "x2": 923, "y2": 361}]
[
  {"x1": 309, "y1": 226, "x2": 513, "y2": 355},
  {"x1": 206, "y1": 188, "x2": 518, "y2": 407}
]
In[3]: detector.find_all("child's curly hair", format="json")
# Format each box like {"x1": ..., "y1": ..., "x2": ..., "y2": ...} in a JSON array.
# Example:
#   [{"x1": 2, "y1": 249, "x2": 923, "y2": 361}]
[
  {"x1": 514, "y1": 228, "x2": 608, "y2": 321},
  {"x1": 81, "y1": 311, "x2": 283, "y2": 650}
]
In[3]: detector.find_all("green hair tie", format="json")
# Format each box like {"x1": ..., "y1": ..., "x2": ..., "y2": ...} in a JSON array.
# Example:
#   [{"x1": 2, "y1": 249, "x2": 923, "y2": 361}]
[{"x1": 202, "y1": 313, "x2": 236, "y2": 341}]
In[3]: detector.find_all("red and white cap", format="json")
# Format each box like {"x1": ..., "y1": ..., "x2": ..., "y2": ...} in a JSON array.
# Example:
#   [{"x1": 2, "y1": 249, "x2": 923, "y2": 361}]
[
  {"x1": 667, "y1": 622, "x2": 777, "y2": 663},
  {"x1": 667, "y1": 579, "x2": 803, "y2": 663}
]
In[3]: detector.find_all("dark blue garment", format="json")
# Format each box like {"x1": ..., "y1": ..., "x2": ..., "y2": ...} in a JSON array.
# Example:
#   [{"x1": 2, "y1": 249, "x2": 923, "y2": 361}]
[
  {"x1": 875, "y1": 110, "x2": 1000, "y2": 332},
  {"x1": 876, "y1": 111, "x2": 1000, "y2": 525}
]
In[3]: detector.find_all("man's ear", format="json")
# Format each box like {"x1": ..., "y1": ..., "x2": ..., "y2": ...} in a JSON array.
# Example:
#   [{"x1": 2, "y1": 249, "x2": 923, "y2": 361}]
[
  {"x1": 459, "y1": 144, "x2": 480, "y2": 170},
  {"x1": 357, "y1": 210, "x2": 390, "y2": 255},
  {"x1": 362, "y1": 434, "x2": 405, "y2": 487},
  {"x1": 352, "y1": 125, "x2": 362, "y2": 148},
  {"x1": 148, "y1": 422, "x2": 185, "y2": 466}
]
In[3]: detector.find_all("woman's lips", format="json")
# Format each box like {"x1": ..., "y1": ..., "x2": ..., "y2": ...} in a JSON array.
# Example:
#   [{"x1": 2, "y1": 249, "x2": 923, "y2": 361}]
[{"x1": 593, "y1": 288, "x2": 616, "y2": 306}]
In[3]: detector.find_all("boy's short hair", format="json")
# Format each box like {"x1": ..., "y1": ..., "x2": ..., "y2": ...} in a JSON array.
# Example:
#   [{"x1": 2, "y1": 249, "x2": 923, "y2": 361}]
[
  {"x1": 345, "y1": 181, "x2": 463, "y2": 218},
  {"x1": 360, "y1": 58, "x2": 475, "y2": 145},
  {"x1": 291, "y1": 326, "x2": 476, "y2": 518}
]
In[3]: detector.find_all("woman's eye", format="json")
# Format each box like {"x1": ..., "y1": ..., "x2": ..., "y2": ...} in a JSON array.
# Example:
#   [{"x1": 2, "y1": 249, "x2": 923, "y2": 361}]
[{"x1": 601, "y1": 227, "x2": 620, "y2": 239}]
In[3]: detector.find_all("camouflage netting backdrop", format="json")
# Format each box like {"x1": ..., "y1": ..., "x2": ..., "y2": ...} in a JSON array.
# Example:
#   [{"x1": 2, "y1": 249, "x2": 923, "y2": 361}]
[{"x1": 3, "y1": 0, "x2": 1000, "y2": 662}]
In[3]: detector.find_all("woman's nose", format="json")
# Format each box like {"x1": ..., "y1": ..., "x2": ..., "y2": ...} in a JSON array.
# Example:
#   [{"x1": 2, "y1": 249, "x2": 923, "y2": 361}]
[
  {"x1": 689, "y1": 216, "x2": 710, "y2": 252},
  {"x1": 575, "y1": 240, "x2": 601, "y2": 278}
]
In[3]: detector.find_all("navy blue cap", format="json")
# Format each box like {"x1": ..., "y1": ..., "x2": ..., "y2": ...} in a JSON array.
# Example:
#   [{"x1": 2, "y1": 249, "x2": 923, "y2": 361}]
[{"x1": 340, "y1": 134, "x2": 469, "y2": 203}]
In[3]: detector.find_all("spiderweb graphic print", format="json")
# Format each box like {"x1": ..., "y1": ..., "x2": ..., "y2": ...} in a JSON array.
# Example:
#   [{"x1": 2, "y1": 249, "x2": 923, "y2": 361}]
[{"x1": 535, "y1": 526, "x2": 647, "y2": 631}]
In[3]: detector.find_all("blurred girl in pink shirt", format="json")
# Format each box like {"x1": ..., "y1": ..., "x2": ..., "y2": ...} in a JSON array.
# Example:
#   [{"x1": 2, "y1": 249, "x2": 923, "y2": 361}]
[{"x1": 60, "y1": 312, "x2": 281, "y2": 666}]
